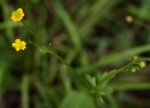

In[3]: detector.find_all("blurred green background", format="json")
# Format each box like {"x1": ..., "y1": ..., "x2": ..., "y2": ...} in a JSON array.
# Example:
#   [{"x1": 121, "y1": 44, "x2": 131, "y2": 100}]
[{"x1": 0, "y1": 0, "x2": 150, "y2": 108}]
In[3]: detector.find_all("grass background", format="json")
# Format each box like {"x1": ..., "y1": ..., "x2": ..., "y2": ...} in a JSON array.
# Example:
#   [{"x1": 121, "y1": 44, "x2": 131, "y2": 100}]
[{"x1": 0, "y1": 0, "x2": 150, "y2": 108}]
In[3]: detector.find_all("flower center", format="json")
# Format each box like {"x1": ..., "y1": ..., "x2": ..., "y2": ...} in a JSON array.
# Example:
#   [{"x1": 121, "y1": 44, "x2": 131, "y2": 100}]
[{"x1": 14, "y1": 12, "x2": 20, "y2": 18}]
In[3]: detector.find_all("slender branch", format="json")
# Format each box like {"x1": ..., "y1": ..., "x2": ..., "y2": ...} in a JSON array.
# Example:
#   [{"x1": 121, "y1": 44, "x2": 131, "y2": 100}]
[{"x1": 22, "y1": 20, "x2": 36, "y2": 38}]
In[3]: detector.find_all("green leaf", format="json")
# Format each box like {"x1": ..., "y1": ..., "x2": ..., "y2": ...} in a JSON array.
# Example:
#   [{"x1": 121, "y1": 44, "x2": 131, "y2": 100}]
[
  {"x1": 61, "y1": 91, "x2": 95, "y2": 108},
  {"x1": 98, "y1": 87, "x2": 113, "y2": 95},
  {"x1": 96, "y1": 95, "x2": 104, "y2": 103},
  {"x1": 39, "y1": 45, "x2": 49, "y2": 53},
  {"x1": 85, "y1": 75, "x2": 96, "y2": 87}
]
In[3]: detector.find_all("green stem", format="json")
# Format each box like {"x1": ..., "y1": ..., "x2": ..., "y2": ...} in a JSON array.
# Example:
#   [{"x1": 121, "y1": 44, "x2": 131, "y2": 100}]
[
  {"x1": 29, "y1": 41, "x2": 90, "y2": 88},
  {"x1": 47, "y1": 50, "x2": 90, "y2": 88},
  {"x1": 77, "y1": 44, "x2": 150, "y2": 74},
  {"x1": 100, "y1": 66, "x2": 126, "y2": 84},
  {"x1": 22, "y1": 20, "x2": 36, "y2": 38},
  {"x1": 140, "y1": 57, "x2": 150, "y2": 62},
  {"x1": 96, "y1": 63, "x2": 131, "y2": 91},
  {"x1": 21, "y1": 74, "x2": 29, "y2": 108},
  {"x1": 22, "y1": 19, "x2": 90, "y2": 88},
  {"x1": 110, "y1": 82, "x2": 150, "y2": 91},
  {"x1": 48, "y1": 50, "x2": 70, "y2": 68}
]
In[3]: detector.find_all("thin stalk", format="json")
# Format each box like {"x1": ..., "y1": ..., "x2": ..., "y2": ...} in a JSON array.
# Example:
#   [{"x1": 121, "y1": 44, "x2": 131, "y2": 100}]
[
  {"x1": 53, "y1": 0, "x2": 82, "y2": 51},
  {"x1": 96, "y1": 63, "x2": 131, "y2": 91},
  {"x1": 22, "y1": 20, "x2": 36, "y2": 38},
  {"x1": 47, "y1": 50, "x2": 90, "y2": 88},
  {"x1": 99, "y1": 64, "x2": 129, "y2": 84},
  {"x1": 77, "y1": 44, "x2": 150, "y2": 74},
  {"x1": 22, "y1": 19, "x2": 90, "y2": 88},
  {"x1": 21, "y1": 74, "x2": 29, "y2": 108},
  {"x1": 29, "y1": 40, "x2": 90, "y2": 88},
  {"x1": 110, "y1": 82, "x2": 150, "y2": 91}
]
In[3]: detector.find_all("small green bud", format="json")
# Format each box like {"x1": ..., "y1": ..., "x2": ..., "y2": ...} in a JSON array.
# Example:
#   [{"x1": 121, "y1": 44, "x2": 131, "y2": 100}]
[
  {"x1": 133, "y1": 55, "x2": 138, "y2": 60},
  {"x1": 131, "y1": 68, "x2": 136, "y2": 73}
]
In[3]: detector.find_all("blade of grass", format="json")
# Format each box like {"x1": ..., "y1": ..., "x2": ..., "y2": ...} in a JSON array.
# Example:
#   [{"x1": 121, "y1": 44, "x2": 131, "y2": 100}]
[
  {"x1": 21, "y1": 74, "x2": 29, "y2": 108},
  {"x1": 0, "y1": 21, "x2": 23, "y2": 30},
  {"x1": 0, "y1": 62, "x2": 7, "y2": 99},
  {"x1": 79, "y1": 0, "x2": 121, "y2": 36},
  {"x1": 77, "y1": 44, "x2": 150, "y2": 73},
  {"x1": 106, "y1": 94, "x2": 118, "y2": 108},
  {"x1": 110, "y1": 82, "x2": 150, "y2": 91},
  {"x1": 53, "y1": 1, "x2": 90, "y2": 66},
  {"x1": 1, "y1": 1, "x2": 14, "y2": 42},
  {"x1": 53, "y1": 1, "x2": 82, "y2": 51}
]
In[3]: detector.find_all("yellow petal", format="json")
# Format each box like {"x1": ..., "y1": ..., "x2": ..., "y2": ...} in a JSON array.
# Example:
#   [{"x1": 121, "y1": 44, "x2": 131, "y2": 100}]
[
  {"x1": 15, "y1": 39, "x2": 21, "y2": 43},
  {"x1": 21, "y1": 41, "x2": 26, "y2": 45},
  {"x1": 17, "y1": 8, "x2": 24, "y2": 16},
  {"x1": 16, "y1": 48, "x2": 20, "y2": 51},
  {"x1": 12, "y1": 43, "x2": 16, "y2": 47},
  {"x1": 20, "y1": 41, "x2": 27, "y2": 50}
]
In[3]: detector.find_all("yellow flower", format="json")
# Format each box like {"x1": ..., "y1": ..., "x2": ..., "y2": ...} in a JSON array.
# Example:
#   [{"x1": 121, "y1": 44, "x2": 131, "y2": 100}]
[
  {"x1": 11, "y1": 8, "x2": 25, "y2": 22},
  {"x1": 139, "y1": 61, "x2": 146, "y2": 68},
  {"x1": 12, "y1": 39, "x2": 26, "y2": 51}
]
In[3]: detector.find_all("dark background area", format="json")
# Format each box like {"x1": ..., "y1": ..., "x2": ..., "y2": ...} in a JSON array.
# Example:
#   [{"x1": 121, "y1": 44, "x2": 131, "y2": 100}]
[{"x1": 0, "y1": 0, "x2": 150, "y2": 108}]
